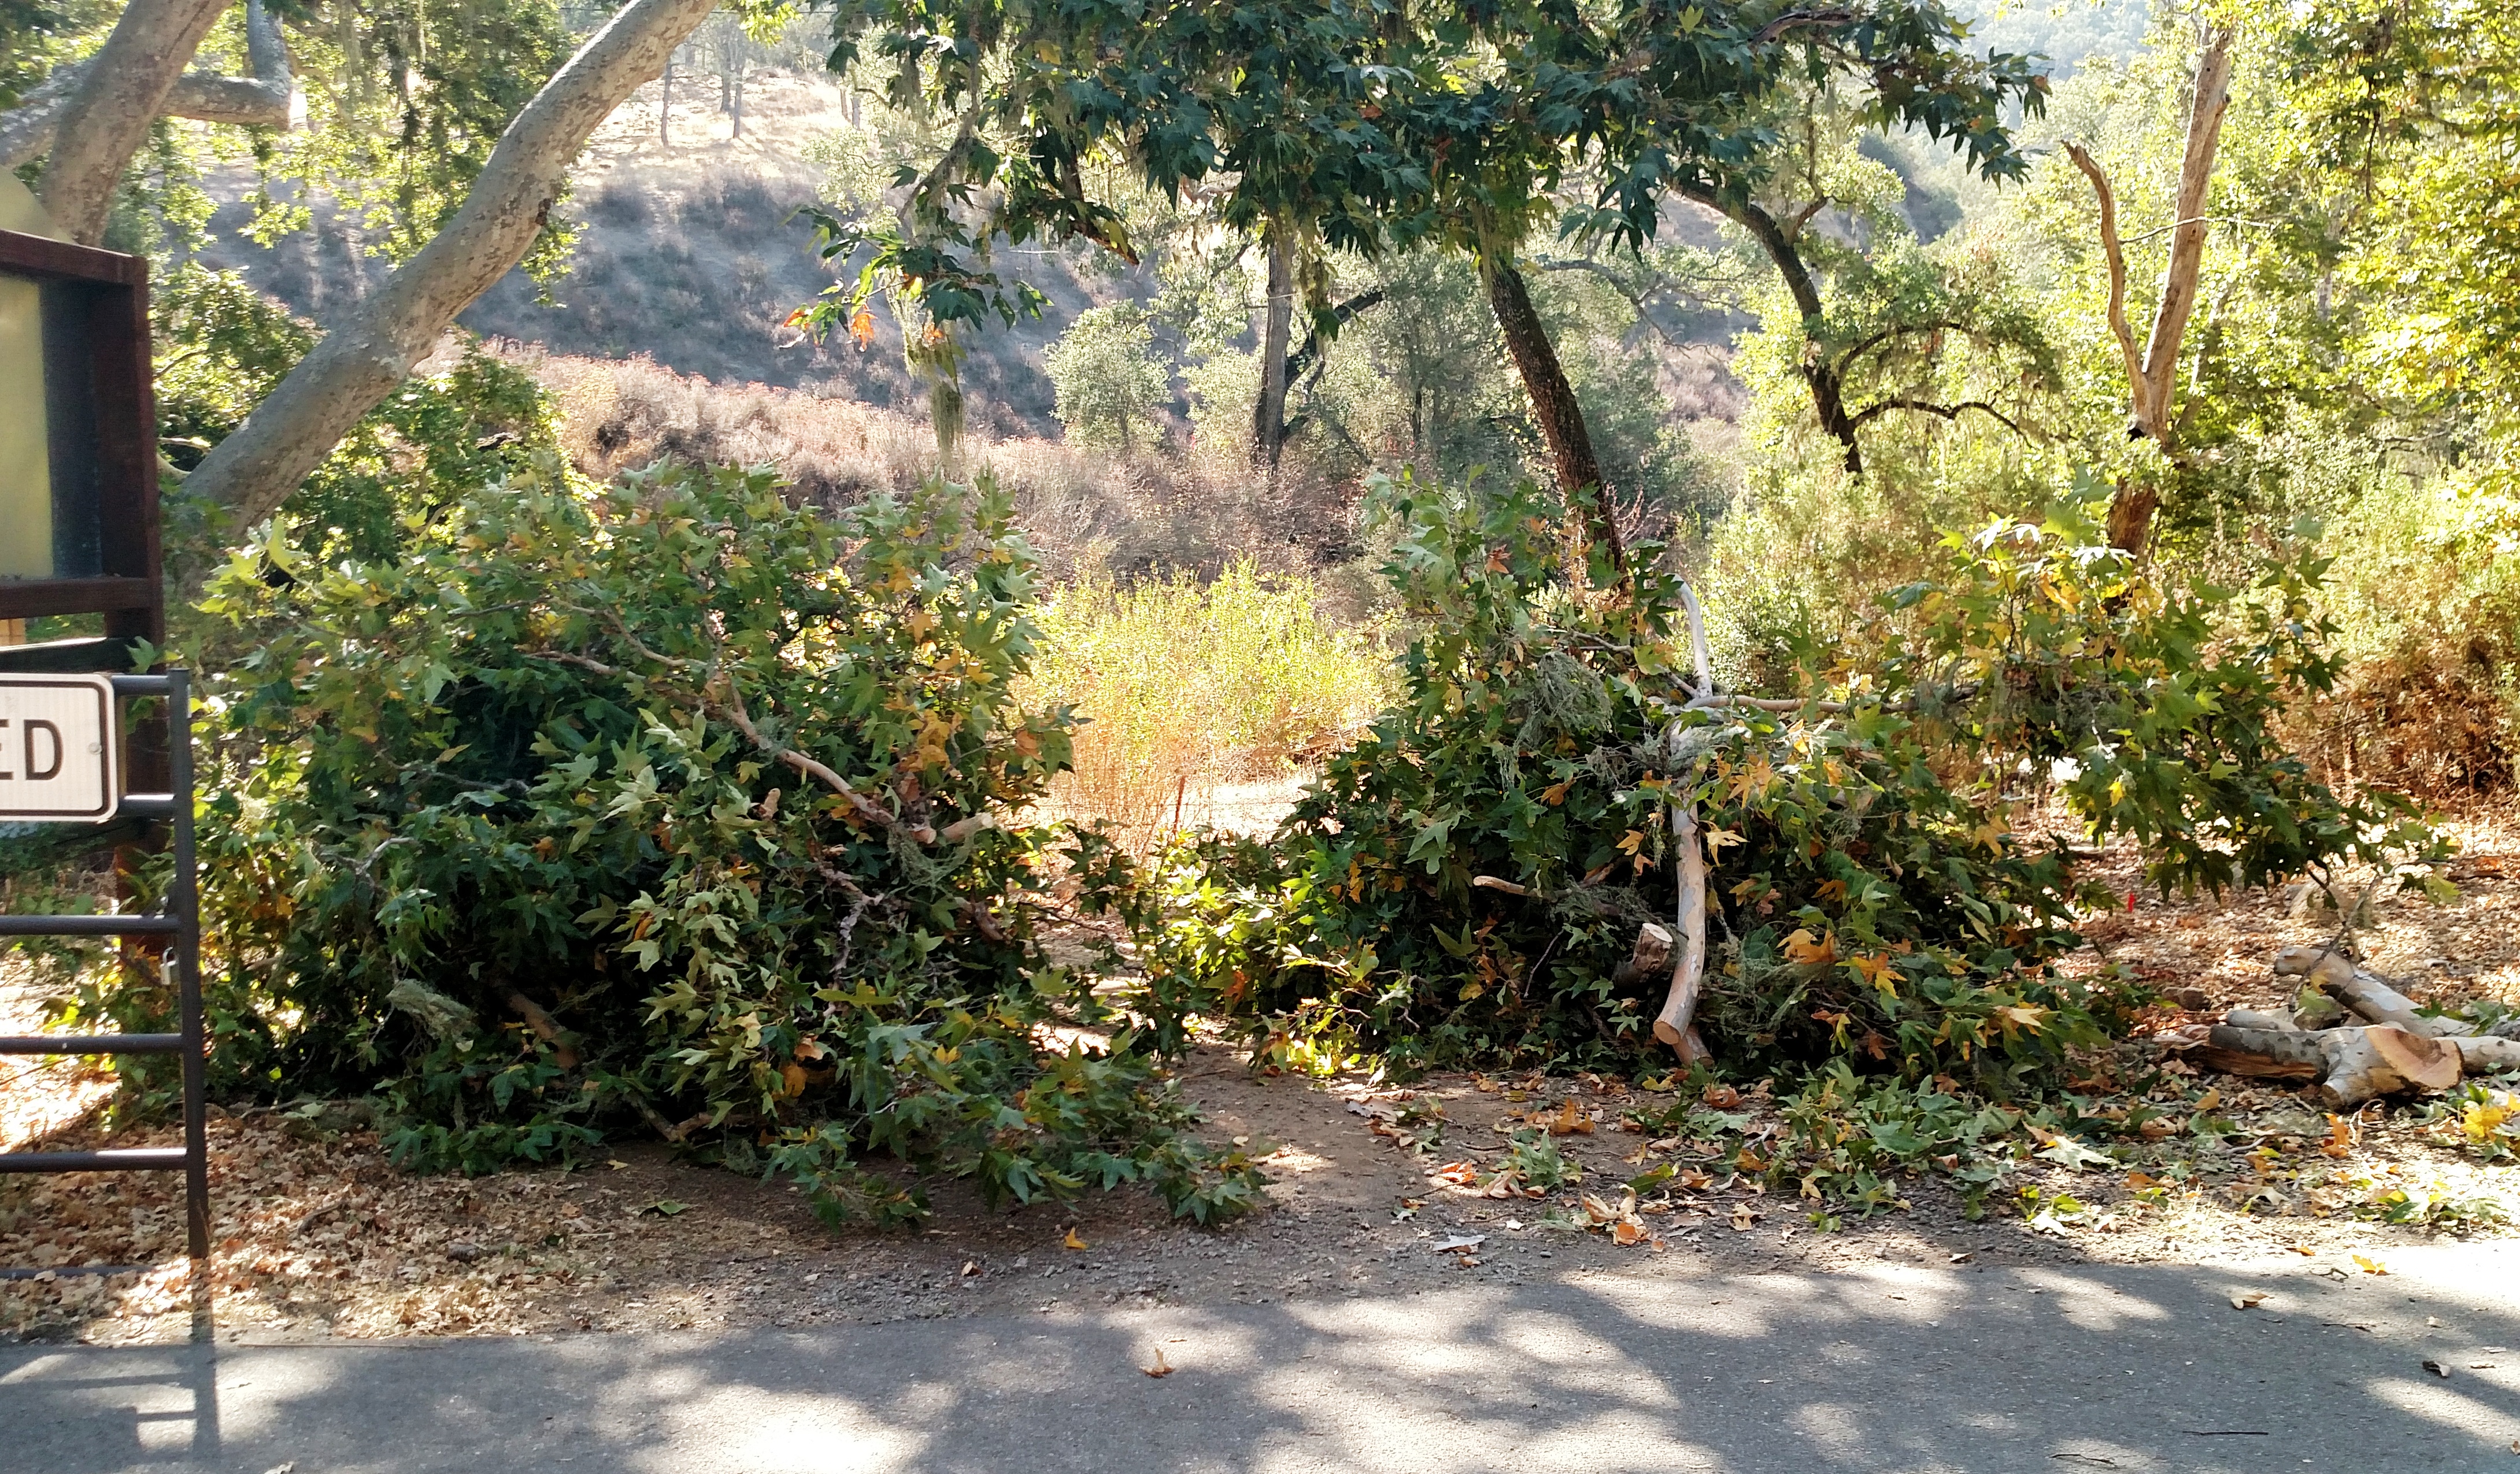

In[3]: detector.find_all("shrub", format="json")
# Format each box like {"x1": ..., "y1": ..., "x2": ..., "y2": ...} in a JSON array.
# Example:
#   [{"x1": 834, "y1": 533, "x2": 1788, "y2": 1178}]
[
  {"x1": 51, "y1": 460, "x2": 1259, "y2": 1225},
  {"x1": 1120, "y1": 476, "x2": 2437, "y2": 1091},
  {"x1": 1043, "y1": 304, "x2": 1171, "y2": 452}
]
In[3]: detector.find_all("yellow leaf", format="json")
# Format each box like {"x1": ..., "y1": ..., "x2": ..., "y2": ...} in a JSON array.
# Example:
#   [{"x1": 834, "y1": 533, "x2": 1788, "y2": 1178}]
[
  {"x1": 1064, "y1": 1228, "x2": 1088, "y2": 1251},
  {"x1": 1617, "y1": 829, "x2": 1646, "y2": 855},
  {"x1": 1540, "y1": 781, "x2": 1570, "y2": 806},
  {"x1": 2195, "y1": 1088, "x2": 2222, "y2": 1113},
  {"x1": 2354, "y1": 1254, "x2": 2388, "y2": 1276},
  {"x1": 1849, "y1": 952, "x2": 1897, "y2": 998},
  {"x1": 780, "y1": 1063, "x2": 808, "y2": 1096},
  {"x1": 1782, "y1": 929, "x2": 1837, "y2": 968},
  {"x1": 1994, "y1": 1003, "x2": 2049, "y2": 1035}
]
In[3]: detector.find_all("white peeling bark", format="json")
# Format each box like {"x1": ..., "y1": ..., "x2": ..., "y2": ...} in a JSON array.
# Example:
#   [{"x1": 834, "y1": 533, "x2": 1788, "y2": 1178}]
[
  {"x1": 182, "y1": 0, "x2": 717, "y2": 529},
  {"x1": 31, "y1": 0, "x2": 235, "y2": 242},
  {"x1": 2, "y1": 0, "x2": 298, "y2": 175}
]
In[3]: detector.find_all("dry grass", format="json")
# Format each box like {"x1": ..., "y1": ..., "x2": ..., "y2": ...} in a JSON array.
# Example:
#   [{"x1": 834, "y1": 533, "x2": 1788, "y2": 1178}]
[
  {"x1": 1020, "y1": 564, "x2": 1394, "y2": 849},
  {"x1": 513, "y1": 348, "x2": 1371, "y2": 583}
]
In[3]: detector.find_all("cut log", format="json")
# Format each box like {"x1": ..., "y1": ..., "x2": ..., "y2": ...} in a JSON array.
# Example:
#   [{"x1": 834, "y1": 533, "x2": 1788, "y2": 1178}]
[
  {"x1": 2319, "y1": 1025, "x2": 2459, "y2": 1108},
  {"x1": 2196, "y1": 1023, "x2": 2463, "y2": 1106},
  {"x1": 1654, "y1": 585, "x2": 1716, "y2": 1065},
  {"x1": 1652, "y1": 801, "x2": 1711, "y2": 1063},
  {"x1": 2270, "y1": 947, "x2": 2471, "y2": 1038},
  {"x1": 1612, "y1": 922, "x2": 1673, "y2": 988},
  {"x1": 2454, "y1": 1035, "x2": 2520, "y2": 1075},
  {"x1": 2197, "y1": 1025, "x2": 2324, "y2": 1081}
]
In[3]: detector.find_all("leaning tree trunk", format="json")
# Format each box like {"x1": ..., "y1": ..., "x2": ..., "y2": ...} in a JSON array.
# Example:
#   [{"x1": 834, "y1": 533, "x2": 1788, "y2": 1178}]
[
  {"x1": 1, "y1": 0, "x2": 297, "y2": 173},
  {"x1": 31, "y1": 0, "x2": 234, "y2": 243},
  {"x1": 1478, "y1": 247, "x2": 1625, "y2": 571},
  {"x1": 183, "y1": 0, "x2": 718, "y2": 529},
  {"x1": 1251, "y1": 222, "x2": 1295, "y2": 471}
]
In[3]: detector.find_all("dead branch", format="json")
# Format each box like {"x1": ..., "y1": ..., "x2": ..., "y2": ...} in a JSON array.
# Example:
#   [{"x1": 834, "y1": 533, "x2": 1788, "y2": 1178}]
[
  {"x1": 2063, "y1": 141, "x2": 2145, "y2": 426},
  {"x1": 505, "y1": 991, "x2": 579, "y2": 1070}
]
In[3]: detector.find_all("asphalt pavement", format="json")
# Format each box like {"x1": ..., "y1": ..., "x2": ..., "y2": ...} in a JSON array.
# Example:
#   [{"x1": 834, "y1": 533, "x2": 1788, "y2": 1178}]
[{"x1": 3, "y1": 1240, "x2": 2514, "y2": 1473}]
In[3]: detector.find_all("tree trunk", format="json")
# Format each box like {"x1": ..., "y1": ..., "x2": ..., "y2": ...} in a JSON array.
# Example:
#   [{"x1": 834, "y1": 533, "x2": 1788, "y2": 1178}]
[
  {"x1": 32, "y1": 0, "x2": 233, "y2": 243},
  {"x1": 2138, "y1": 27, "x2": 2237, "y2": 426},
  {"x1": 1251, "y1": 223, "x2": 1294, "y2": 471},
  {"x1": 183, "y1": 0, "x2": 718, "y2": 529},
  {"x1": 2065, "y1": 27, "x2": 2237, "y2": 556},
  {"x1": 1478, "y1": 247, "x2": 1624, "y2": 570},
  {"x1": 1, "y1": 0, "x2": 297, "y2": 172},
  {"x1": 1675, "y1": 183, "x2": 1862, "y2": 475}
]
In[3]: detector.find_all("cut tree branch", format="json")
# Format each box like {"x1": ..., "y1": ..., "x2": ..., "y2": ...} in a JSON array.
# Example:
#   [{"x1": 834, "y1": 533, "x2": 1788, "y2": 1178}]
[{"x1": 180, "y1": 0, "x2": 717, "y2": 527}]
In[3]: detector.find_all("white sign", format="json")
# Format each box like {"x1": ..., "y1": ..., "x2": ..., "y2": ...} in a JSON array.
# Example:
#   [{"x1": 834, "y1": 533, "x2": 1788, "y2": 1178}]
[{"x1": 0, "y1": 674, "x2": 117, "y2": 820}]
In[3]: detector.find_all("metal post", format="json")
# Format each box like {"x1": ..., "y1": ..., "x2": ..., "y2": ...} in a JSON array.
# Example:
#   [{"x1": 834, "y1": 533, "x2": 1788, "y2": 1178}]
[{"x1": 166, "y1": 670, "x2": 208, "y2": 1263}]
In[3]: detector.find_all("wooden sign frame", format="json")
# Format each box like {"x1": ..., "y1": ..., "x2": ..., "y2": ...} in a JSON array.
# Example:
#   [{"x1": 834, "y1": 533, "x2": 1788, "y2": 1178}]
[{"x1": 0, "y1": 227, "x2": 162, "y2": 657}]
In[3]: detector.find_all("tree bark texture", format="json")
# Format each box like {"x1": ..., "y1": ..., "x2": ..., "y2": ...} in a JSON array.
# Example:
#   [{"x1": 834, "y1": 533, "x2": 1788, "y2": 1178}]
[
  {"x1": 1251, "y1": 223, "x2": 1294, "y2": 470},
  {"x1": 1479, "y1": 248, "x2": 1624, "y2": 568},
  {"x1": 29, "y1": 0, "x2": 235, "y2": 242},
  {"x1": 183, "y1": 0, "x2": 717, "y2": 529},
  {"x1": 0, "y1": 0, "x2": 297, "y2": 173}
]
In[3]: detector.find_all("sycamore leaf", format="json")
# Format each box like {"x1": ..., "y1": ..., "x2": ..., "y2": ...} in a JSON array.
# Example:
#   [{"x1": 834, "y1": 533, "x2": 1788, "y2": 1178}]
[{"x1": 1782, "y1": 929, "x2": 1837, "y2": 967}]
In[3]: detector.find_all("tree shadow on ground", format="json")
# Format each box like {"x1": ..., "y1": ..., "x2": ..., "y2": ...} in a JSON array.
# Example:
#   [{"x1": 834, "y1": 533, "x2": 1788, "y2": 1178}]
[{"x1": 2, "y1": 1243, "x2": 2512, "y2": 1473}]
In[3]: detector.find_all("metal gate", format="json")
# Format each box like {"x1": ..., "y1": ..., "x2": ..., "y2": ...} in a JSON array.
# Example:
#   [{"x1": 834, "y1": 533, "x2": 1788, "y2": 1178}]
[{"x1": 0, "y1": 670, "x2": 208, "y2": 1266}]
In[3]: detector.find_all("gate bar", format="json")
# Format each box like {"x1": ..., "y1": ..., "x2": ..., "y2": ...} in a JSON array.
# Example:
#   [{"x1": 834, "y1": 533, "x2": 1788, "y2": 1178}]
[{"x1": 0, "y1": 670, "x2": 208, "y2": 1260}]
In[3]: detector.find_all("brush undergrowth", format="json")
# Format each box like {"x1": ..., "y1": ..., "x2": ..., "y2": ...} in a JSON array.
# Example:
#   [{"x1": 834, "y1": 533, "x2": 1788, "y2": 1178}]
[{"x1": 14, "y1": 461, "x2": 1262, "y2": 1228}]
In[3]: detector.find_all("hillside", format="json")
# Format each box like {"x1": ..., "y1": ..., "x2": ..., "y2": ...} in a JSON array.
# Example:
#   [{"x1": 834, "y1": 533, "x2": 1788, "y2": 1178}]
[{"x1": 200, "y1": 65, "x2": 1115, "y2": 439}]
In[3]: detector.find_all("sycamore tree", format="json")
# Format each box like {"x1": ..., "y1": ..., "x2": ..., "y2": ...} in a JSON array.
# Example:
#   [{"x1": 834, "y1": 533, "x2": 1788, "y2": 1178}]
[{"x1": 2, "y1": 0, "x2": 721, "y2": 531}]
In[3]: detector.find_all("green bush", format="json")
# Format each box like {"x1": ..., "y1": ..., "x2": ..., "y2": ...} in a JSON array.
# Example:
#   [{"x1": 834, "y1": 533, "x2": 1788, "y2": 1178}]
[
  {"x1": 46, "y1": 460, "x2": 1259, "y2": 1225},
  {"x1": 1119, "y1": 476, "x2": 2437, "y2": 1092}
]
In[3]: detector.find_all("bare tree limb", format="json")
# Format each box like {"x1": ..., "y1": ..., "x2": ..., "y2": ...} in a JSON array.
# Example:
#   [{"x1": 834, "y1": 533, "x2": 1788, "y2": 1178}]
[
  {"x1": 2062, "y1": 141, "x2": 2145, "y2": 428},
  {"x1": 1844, "y1": 397, "x2": 2026, "y2": 436},
  {"x1": 180, "y1": 0, "x2": 717, "y2": 527},
  {"x1": 31, "y1": 0, "x2": 234, "y2": 242}
]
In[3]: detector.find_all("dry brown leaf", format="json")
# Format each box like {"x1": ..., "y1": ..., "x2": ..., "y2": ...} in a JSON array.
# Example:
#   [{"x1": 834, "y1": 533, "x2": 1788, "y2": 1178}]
[
  {"x1": 2230, "y1": 1291, "x2": 2269, "y2": 1310},
  {"x1": 1145, "y1": 1348, "x2": 1173, "y2": 1378}
]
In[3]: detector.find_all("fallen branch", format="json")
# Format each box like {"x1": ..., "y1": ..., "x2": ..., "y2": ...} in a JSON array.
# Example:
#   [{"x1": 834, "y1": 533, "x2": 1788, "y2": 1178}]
[
  {"x1": 2273, "y1": 947, "x2": 2473, "y2": 1039},
  {"x1": 1471, "y1": 875, "x2": 1534, "y2": 898},
  {"x1": 2197, "y1": 1022, "x2": 2460, "y2": 1107},
  {"x1": 505, "y1": 991, "x2": 579, "y2": 1070},
  {"x1": 1654, "y1": 582, "x2": 1714, "y2": 1064}
]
